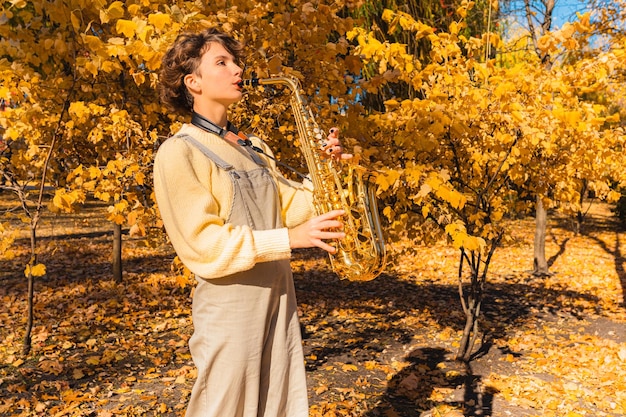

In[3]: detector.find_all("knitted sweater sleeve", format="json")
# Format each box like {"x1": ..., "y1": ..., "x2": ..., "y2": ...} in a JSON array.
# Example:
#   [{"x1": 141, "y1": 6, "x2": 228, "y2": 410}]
[{"x1": 153, "y1": 136, "x2": 293, "y2": 279}]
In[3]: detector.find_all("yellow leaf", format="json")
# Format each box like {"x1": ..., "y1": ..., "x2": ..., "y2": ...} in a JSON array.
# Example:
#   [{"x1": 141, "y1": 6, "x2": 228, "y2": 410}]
[
  {"x1": 449, "y1": 21, "x2": 459, "y2": 35},
  {"x1": 5, "y1": 127, "x2": 19, "y2": 140},
  {"x1": 315, "y1": 385, "x2": 328, "y2": 395},
  {"x1": 127, "y1": 4, "x2": 141, "y2": 16},
  {"x1": 175, "y1": 274, "x2": 190, "y2": 289},
  {"x1": 70, "y1": 11, "x2": 81, "y2": 31},
  {"x1": 376, "y1": 170, "x2": 400, "y2": 192},
  {"x1": 82, "y1": 34, "x2": 102, "y2": 50},
  {"x1": 86, "y1": 356, "x2": 100, "y2": 365},
  {"x1": 54, "y1": 38, "x2": 67, "y2": 55},
  {"x1": 89, "y1": 166, "x2": 101, "y2": 179},
  {"x1": 116, "y1": 19, "x2": 137, "y2": 38},
  {"x1": 24, "y1": 263, "x2": 46, "y2": 277},
  {"x1": 148, "y1": 12, "x2": 171, "y2": 31},
  {"x1": 105, "y1": 1, "x2": 125, "y2": 22},
  {"x1": 342, "y1": 364, "x2": 358, "y2": 372},
  {"x1": 384, "y1": 98, "x2": 400, "y2": 108}
]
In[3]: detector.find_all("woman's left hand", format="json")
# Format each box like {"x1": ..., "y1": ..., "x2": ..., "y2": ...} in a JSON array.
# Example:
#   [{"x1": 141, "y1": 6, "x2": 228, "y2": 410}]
[{"x1": 322, "y1": 127, "x2": 353, "y2": 161}]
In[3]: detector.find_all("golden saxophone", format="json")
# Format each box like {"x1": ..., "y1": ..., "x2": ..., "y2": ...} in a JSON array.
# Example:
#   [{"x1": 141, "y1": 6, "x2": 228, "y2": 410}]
[{"x1": 241, "y1": 77, "x2": 386, "y2": 281}]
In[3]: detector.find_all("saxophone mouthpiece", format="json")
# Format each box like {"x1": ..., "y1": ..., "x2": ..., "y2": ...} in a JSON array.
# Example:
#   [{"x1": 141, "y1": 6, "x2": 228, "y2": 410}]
[{"x1": 238, "y1": 79, "x2": 259, "y2": 88}]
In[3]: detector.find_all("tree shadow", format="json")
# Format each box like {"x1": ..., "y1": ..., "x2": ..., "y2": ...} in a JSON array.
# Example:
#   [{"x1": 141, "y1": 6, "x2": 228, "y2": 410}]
[
  {"x1": 550, "y1": 209, "x2": 625, "y2": 308},
  {"x1": 294, "y1": 256, "x2": 601, "y2": 365},
  {"x1": 293, "y1": 250, "x2": 602, "y2": 416},
  {"x1": 362, "y1": 347, "x2": 500, "y2": 417},
  {"x1": 547, "y1": 233, "x2": 569, "y2": 268},
  {"x1": 581, "y1": 231, "x2": 626, "y2": 309},
  {"x1": 555, "y1": 207, "x2": 626, "y2": 309}
]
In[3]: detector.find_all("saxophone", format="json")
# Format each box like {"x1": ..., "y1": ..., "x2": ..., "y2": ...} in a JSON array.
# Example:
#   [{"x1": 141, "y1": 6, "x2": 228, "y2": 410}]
[{"x1": 241, "y1": 77, "x2": 386, "y2": 281}]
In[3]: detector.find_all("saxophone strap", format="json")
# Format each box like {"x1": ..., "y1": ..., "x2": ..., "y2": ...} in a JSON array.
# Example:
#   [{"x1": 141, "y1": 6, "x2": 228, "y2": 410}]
[{"x1": 191, "y1": 111, "x2": 310, "y2": 182}]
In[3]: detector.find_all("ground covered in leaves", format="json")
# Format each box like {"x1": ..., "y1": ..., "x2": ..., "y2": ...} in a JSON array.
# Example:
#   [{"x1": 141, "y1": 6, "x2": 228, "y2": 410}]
[{"x1": 1, "y1": 196, "x2": 625, "y2": 417}]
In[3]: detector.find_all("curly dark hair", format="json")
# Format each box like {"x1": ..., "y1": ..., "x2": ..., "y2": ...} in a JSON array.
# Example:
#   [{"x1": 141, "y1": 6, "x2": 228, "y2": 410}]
[{"x1": 159, "y1": 28, "x2": 244, "y2": 114}]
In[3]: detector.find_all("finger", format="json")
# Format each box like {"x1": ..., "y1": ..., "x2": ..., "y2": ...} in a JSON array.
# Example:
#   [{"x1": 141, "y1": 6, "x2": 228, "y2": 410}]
[
  {"x1": 314, "y1": 233, "x2": 345, "y2": 253},
  {"x1": 328, "y1": 127, "x2": 339, "y2": 139},
  {"x1": 325, "y1": 137, "x2": 340, "y2": 146},
  {"x1": 316, "y1": 220, "x2": 344, "y2": 232},
  {"x1": 322, "y1": 137, "x2": 340, "y2": 152},
  {"x1": 319, "y1": 209, "x2": 345, "y2": 220},
  {"x1": 323, "y1": 230, "x2": 346, "y2": 239},
  {"x1": 317, "y1": 240, "x2": 337, "y2": 253},
  {"x1": 340, "y1": 153, "x2": 353, "y2": 160}
]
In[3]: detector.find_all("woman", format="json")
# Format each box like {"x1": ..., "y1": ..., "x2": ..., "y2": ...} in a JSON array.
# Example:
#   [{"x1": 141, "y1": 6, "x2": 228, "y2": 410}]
[{"x1": 154, "y1": 28, "x2": 349, "y2": 417}]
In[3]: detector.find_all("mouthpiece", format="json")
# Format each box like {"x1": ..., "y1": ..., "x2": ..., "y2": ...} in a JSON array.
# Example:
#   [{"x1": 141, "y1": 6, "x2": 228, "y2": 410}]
[{"x1": 239, "y1": 79, "x2": 259, "y2": 88}]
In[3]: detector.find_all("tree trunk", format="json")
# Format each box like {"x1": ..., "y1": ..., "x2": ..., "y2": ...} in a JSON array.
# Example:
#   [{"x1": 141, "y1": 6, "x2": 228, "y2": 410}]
[
  {"x1": 455, "y1": 235, "x2": 502, "y2": 362},
  {"x1": 575, "y1": 179, "x2": 588, "y2": 235},
  {"x1": 22, "y1": 227, "x2": 37, "y2": 356},
  {"x1": 113, "y1": 223, "x2": 123, "y2": 282},
  {"x1": 533, "y1": 195, "x2": 550, "y2": 276},
  {"x1": 455, "y1": 251, "x2": 484, "y2": 362},
  {"x1": 456, "y1": 296, "x2": 482, "y2": 362}
]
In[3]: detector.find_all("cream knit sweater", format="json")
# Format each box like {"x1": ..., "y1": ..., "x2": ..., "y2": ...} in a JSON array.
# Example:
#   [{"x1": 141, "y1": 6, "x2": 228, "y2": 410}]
[{"x1": 153, "y1": 124, "x2": 314, "y2": 279}]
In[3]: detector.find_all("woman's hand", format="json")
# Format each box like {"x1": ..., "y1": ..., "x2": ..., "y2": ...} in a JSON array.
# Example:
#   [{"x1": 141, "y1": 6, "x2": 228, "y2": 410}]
[
  {"x1": 288, "y1": 209, "x2": 346, "y2": 253},
  {"x1": 321, "y1": 127, "x2": 353, "y2": 161}
]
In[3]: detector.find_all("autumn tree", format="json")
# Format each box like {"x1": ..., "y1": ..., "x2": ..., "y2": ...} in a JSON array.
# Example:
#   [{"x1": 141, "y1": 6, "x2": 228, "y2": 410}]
[
  {"x1": 348, "y1": 0, "x2": 624, "y2": 359},
  {"x1": 496, "y1": 0, "x2": 626, "y2": 275},
  {"x1": 0, "y1": 0, "x2": 373, "y2": 354}
]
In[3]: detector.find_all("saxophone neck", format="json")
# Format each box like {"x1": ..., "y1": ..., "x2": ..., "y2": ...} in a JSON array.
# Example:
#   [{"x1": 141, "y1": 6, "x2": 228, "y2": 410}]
[{"x1": 240, "y1": 76, "x2": 302, "y2": 96}]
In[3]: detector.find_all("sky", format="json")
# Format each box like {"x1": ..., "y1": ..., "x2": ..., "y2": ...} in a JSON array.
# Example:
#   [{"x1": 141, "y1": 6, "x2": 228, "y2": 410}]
[
  {"x1": 551, "y1": 0, "x2": 590, "y2": 28},
  {"x1": 502, "y1": 0, "x2": 591, "y2": 37}
]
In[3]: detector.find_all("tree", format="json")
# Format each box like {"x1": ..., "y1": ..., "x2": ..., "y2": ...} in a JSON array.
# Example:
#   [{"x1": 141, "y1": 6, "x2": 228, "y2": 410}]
[
  {"x1": 0, "y1": 0, "x2": 371, "y2": 354},
  {"x1": 348, "y1": 0, "x2": 624, "y2": 359}
]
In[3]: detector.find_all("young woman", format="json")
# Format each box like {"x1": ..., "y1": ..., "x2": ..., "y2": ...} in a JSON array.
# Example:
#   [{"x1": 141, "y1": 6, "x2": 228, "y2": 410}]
[{"x1": 154, "y1": 28, "x2": 349, "y2": 417}]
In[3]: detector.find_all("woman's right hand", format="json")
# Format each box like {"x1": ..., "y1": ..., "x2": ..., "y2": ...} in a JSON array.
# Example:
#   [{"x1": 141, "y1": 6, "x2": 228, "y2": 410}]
[{"x1": 288, "y1": 210, "x2": 346, "y2": 253}]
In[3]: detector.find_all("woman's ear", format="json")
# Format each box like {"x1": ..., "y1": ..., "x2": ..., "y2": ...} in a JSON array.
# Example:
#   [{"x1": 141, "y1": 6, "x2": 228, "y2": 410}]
[{"x1": 184, "y1": 73, "x2": 201, "y2": 94}]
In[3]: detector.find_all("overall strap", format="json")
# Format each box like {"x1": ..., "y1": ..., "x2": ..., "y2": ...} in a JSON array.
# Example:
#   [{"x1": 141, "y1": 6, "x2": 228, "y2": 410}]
[
  {"x1": 176, "y1": 133, "x2": 233, "y2": 171},
  {"x1": 190, "y1": 112, "x2": 268, "y2": 168}
]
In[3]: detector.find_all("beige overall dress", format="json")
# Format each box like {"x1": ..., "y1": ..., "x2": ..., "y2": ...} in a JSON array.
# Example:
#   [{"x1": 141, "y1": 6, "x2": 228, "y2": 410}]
[{"x1": 180, "y1": 135, "x2": 309, "y2": 417}]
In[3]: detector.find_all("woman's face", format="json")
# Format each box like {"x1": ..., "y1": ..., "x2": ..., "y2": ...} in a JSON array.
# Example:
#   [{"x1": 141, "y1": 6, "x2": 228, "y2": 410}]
[{"x1": 185, "y1": 41, "x2": 244, "y2": 109}]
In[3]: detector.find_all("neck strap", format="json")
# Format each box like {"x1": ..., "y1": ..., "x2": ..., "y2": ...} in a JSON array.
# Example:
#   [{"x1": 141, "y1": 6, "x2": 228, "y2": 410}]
[
  {"x1": 190, "y1": 111, "x2": 310, "y2": 181},
  {"x1": 191, "y1": 112, "x2": 234, "y2": 138}
]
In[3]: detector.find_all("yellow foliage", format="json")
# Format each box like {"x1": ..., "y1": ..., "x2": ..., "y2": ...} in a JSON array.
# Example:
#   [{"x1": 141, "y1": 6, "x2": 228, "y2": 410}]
[
  {"x1": 148, "y1": 13, "x2": 171, "y2": 31},
  {"x1": 102, "y1": 1, "x2": 125, "y2": 23},
  {"x1": 116, "y1": 19, "x2": 137, "y2": 38},
  {"x1": 0, "y1": 0, "x2": 624, "y2": 290},
  {"x1": 24, "y1": 263, "x2": 46, "y2": 277},
  {"x1": 375, "y1": 169, "x2": 401, "y2": 193}
]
